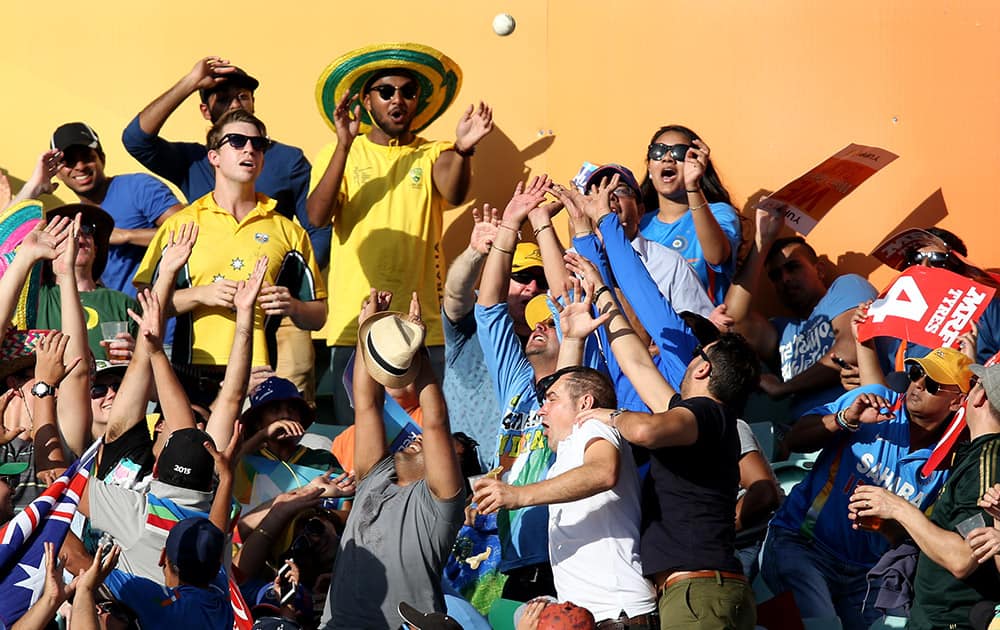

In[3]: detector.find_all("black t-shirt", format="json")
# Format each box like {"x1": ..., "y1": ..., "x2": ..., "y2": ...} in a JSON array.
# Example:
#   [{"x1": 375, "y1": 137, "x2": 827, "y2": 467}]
[
  {"x1": 639, "y1": 394, "x2": 742, "y2": 576},
  {"x1": 96, "y1": 420, "x2": 155, "y2": 488}
]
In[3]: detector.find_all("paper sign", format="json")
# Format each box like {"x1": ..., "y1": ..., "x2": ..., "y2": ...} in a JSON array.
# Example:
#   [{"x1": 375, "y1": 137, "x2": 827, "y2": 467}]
[
  {"x1": 757, "y1": 144, "x2": 898, "y2": 235},
  {"x1": 871, "y1": 228, "x2": 1000, "y2": 289},
  {"x1": 857, "y1": 266, "x2": 995, "y2": 348}
]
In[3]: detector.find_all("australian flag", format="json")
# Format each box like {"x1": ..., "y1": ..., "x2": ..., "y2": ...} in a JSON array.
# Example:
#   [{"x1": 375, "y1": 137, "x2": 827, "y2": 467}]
[{"x1": 0, "y1": 440, "x2": 99, "y2": 626}]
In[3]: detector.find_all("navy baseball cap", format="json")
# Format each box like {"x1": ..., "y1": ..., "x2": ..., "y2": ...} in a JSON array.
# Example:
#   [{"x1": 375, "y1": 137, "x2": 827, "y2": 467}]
[{"x1": 165, "y1": 518, "x2": 224, "y2": 586}]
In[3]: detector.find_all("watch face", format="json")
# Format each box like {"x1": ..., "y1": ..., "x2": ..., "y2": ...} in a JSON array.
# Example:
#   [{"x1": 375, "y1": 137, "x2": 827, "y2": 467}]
[{"x1": 31, "y1": 382, "x2": 51, "y2": 397}]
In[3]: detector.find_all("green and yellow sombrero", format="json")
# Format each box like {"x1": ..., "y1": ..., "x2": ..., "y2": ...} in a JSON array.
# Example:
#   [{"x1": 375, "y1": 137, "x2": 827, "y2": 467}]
[{"x1": 316, "y1": 42, "x2": 462, "y2": 135}]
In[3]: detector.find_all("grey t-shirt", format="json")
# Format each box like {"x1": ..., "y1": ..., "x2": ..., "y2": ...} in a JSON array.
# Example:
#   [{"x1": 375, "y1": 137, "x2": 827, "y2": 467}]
[
  {"x1": 89, "y1": 478, "x2": 213, "y2": 581},
  {"x1": 321, "y1": 456, "x2": 466, "y2": 629}
]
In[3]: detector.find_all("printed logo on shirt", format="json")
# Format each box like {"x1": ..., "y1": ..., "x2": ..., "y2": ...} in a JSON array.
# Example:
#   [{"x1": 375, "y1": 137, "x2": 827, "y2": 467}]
[
  {"x1": 254, "y1": 233, "x2": 269, "y2": 244},
  {"x1": 231, "y1": 258, "x2": 246, "y2": 271},
  {"x1": 669, "y1": 236, "x2": 688, "y2": 251},
  {"x1": 779, "y1": 317, "x2": 835, "y2": 380},
  {"x1": 854, "y1": 448, "x2": 927, "y2": 506},
  {"x1": 409, "y1": 167, "x2": 424, "y2": 186},
  {"x1": 352, "y1": 166, "x2": 373, "y2": 187}
]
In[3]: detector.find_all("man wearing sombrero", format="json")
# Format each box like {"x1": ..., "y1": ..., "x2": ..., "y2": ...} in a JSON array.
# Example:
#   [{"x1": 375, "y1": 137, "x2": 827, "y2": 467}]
[{"x1": 307, "y1": 43, "x2": 494, "y2": 425}]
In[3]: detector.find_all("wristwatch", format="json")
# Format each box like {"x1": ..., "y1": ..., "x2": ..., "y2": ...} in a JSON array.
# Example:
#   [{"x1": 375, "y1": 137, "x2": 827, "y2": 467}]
[{"x1": 30, "y1": 381, "x2": 56, "y2": 399}]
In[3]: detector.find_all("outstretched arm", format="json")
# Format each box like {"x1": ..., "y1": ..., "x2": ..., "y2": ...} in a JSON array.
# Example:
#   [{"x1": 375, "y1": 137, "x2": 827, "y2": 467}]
[
  {"x1": 433, "y1": 102, "x2": 494, "y2": 205},
  {"x1": 725, "y1": 208, "x2": 781, "y2": 360},
  {"x1": 54, "y1": 215, "x2": 92, "y2": 455},
  {"x1": 306, "y1": 91, "x2": 361, "y2": 227},
  {"x1": 0, "y1": 217, "x2": 71, "y2": 337},
  {"x1": 206, "y1": 256, "x2": 267, "y2": 449},
  {"x1": 32, "y1": 331, "x2": 83, "y2": 472},
  {"x1": 683, "y1": 139, "x2": 732, "y2": 265},
  {"x1": 10, "y1": 150, "x2": 62, "y2": 205},
  {"x1": 443, "y1": 204, "x2": 500, "y2": 322},
  {"x1": 407, "y1": 293, "x2": 463, "y2": 500},
  {"x1": 137, "y1": 57, "x2": 237, "y2": 136},
  {"x1": 353, "y1": 289, "x2": 393, "y2": 479}
]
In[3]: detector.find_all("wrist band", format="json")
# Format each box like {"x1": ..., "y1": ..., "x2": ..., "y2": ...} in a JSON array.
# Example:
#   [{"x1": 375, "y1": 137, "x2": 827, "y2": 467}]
[
  {"x1": 686, "y1": 188, "x2": 702, "y2": 194},
  {"x1": 835, "y1": 408, "x2": 860, "y2": 432},
  {"x1": 454, "y1": 144, "x2": 476, "y2": 157},
  {"x1": 574, "y1": 231, "x2": 594, "y2": 238},
  {"x1": 491, "y1": 243, "x2": 514, "y2": 255},
  {"x1": 592, "y1": 286, "x2": 611, "y2": 302},
  {"x1": 533, "y1": 224, "x2": 553, "y2": 237},
  {"x1": 689, "y1": 201, "x2": 709, "y2": 212},
  {"x1": 609, "y1": 408, "x2": 625, "y2": 428}
]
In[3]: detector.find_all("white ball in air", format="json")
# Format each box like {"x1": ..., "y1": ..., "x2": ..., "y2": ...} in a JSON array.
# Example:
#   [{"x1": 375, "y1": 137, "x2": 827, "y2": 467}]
[{"x1": 493, "y1": 13, "x2": 516, "y2": 36}]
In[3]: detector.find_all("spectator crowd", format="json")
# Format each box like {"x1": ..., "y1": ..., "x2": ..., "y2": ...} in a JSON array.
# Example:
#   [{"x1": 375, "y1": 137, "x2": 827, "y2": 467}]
[{"x1": 1, "y1": 42, "x2": 1000, "y2": 630}]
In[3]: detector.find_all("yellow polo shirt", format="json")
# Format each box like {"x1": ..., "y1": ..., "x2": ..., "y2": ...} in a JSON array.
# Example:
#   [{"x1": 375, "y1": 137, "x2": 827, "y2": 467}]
[
  {"x1": 134, "y1": 193, "x2": 326, "y2": 366},
  {"x1": 310, "y1": 134, "x2": 452, "y2": 346}
]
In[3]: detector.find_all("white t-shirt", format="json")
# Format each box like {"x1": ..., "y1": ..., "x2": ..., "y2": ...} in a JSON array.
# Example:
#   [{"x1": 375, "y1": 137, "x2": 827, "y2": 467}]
[{"x1": 547, "y1": 420, "x2": 657, "y2": 620}]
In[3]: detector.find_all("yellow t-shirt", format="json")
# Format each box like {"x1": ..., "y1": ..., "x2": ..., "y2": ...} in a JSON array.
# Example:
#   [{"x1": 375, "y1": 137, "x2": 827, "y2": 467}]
[
  {"x1": 310, "y1": 134, "x2": 452, "y2": 346},
  {"x1": 134, "y1": 193, "x2": 327, "y2": 366}
]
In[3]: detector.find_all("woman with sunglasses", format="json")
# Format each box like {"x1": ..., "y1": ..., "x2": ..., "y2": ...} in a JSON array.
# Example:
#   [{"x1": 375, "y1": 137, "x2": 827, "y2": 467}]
[{"x1": 638, "y1": 125, "x2": 741, "y2": 305}]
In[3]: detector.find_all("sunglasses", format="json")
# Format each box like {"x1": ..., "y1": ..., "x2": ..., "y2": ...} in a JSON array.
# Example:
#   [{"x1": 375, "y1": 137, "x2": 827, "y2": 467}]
[
  {"x1": 905, "y1": 250, "x2": 955, "y2": 270},
  {"x1": 78, "y1": 223, "x2": 97, "y2": 237},
  {"x1": 368, "y1": 83, "x2": 419, "y2": 101},
  {"x1": 907, "y1": 363, "x2": 963, "y2": 396},
  {"x1": 510, "y1": 270, "x2": 548, "y2": 291},
  {"x1": 691, "y1": 344, "x2": 712, "y2": 363},
  {"x1": 97, "y1": 601, "x2": 135, "y2": 624},
  {"x1": 215, "y1": 133, "x2": 271, "y2": 153},
  {"x1": 90, "y1": 382, "x2": 121, "y2": 400},
  {"x1": 647, "y1": 142, "x2": 692, "y2": 162},
  {"x1": 535, "y1": 366, "x2": 592, "y2": 405},
  {"x1": 611, "y1": 186, "x2": 637, "y2": 199}
]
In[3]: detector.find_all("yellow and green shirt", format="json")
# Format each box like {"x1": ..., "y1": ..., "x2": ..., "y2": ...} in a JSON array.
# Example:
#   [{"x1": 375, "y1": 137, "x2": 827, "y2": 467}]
[
  {"x1": 310, "y1": 135, "x2": 452, "y2": 346},
  {"x1": 134, "y1": 193, "x2": 326, "y2": 366}
]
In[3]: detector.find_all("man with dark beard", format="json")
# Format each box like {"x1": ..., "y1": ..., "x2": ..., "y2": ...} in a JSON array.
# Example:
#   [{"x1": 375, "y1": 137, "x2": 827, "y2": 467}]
[{"x1": 307, "y1": 43, "x2": 494, "y2": 425}]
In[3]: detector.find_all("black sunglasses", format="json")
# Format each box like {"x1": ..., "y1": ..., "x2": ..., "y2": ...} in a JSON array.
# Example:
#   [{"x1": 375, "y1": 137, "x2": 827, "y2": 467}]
[
  {"x1": 368, "y1": 83, "x2": 419, "y2": 101},
  {"x1": 535, "y1": 366, "x2": 590, "y2": 405},
  {"x1": 90, "y1": 382, "x2": 121, "y2": 400},
  {"x1": 215, "y1": 133, "x2": 271, "y2": 152},
  {"x1": 647, "y1": 142, "x2": 692, "y2": 162},
  {"x1": 78, "y1": 223, "x2": 97, "y2": 237},
  {"x1": 510, "y1": 270, "x2": 548, "y2": 291},
  {"x1": 691, "y1": 344, "x2": 712, "y2": 363},
  {"x1": 905, "y1": 250, "x2": 955, "y2": 270},
  {"x1": 907, "y1": 363, "x2": 962, "y2": 396}
]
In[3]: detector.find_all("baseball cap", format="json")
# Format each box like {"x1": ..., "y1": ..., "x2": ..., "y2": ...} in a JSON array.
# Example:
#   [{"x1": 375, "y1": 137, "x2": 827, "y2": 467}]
[
  {"x1": 511, "y1": 243, "x2": 543, "y2": 273},
  {"x1": 155, "y1": 428, "x2": 216, "y2": 491},
  {"x1": 0, "y1": 461, "x2": 29, "y2": 476},
  {"x1": 524, "y1": 294, "x2": 556, "y2": 332},
  {"x1": 50, "y1": 122, "x2": 103, "y2": 153},
  {"x1": 585, "y1": 163, "x2": 641, "y2": 195},
  {"x1": 164, "y1": 518, "x2": 224, "y2": 586},
  {"x1": 905, "y1": 347, "x2": 974, "y2": 393},
  {"x1": 970, "y1": 364, "x2": 1000, "y2": 403},
  {"x1": 397, "y1": 601, "x2": 463, "y2": 630},
  {"x1": 242, "y1": 377, "x2": 315, "y2": 433},
  {"x1": 538, "y1": 601, "x2": 596, "y2": 630},
  {"x1": 199, "y1": 66, "x2": 260, "y2": 103}
]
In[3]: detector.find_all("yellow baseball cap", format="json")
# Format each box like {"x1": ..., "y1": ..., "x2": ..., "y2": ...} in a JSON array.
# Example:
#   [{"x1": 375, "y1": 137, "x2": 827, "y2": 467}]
[
  {"x1": 524, "y1": 295, "x2": 554, "y2": 331},
  {"x1": 511, "y1": 243, "x2": 543, "y2": 273},
  {"x1": 905, "y1": 347, "x2": 974, "y2": 393}
]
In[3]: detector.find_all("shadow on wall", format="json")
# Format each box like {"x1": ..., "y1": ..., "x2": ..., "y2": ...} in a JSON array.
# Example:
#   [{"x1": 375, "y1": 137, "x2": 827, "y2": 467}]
[
  {"x1": 440, "y1": 126, "x2": 555, "y2": 264},
  {"x1": 0, "y1": 170, "x2": 66, "y2": 210}
]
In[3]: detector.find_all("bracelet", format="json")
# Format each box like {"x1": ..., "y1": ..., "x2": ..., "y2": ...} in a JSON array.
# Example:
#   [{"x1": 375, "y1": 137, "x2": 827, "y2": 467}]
[
  {"x1": 592, "y1": 286, "x2": 611, "y2": 302},
  {"x1": 533, "y1": 224, "x2": 553, "y2": 237},
  {"x1": 499, "y1": 224, "x2": 521, "y2": 238},
  {"x1": 573, "y1": 231, "x2": 594, "y2": 238},
  {"x1": 686, "y1": 188, "x2": 702, "y2": 194},
  {"x1": 454, "y1": 144, "x2": 476, "y2": 158},
  {"x1": 689, "y1": 201, "x2": 709, "y2": 212},
  {"x1": 491, "y1": 243, "x2": 514, "y2": 255},
  {"x1": 835, "y1": 408, "x2": 860, "y2": 432},
  {"x1": 608, "y1": 408, "x2": 626, "y2": 428}
]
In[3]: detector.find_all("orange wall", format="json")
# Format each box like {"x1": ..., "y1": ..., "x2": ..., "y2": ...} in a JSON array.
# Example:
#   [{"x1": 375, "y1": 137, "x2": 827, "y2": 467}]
[{"x1": 3, "y1": 1, "x2": 999, "y2": 294}]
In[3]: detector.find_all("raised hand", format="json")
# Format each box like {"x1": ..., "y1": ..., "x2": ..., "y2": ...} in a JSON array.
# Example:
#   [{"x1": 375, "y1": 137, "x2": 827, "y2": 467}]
[
  {"x1": 454, "y1": 102, "x2": 494, "y2": 153},
  {"x1": 555, "y1": 278, "x2": 610, "y2": 341},
  {"x1": 406, "y1": 291, "x2": 425, "y2": 332},
  {"x1": 708, "y1": 304, "x2": 734, "y2": 331},
  {"x1": 333, "y1": 91, "x2": 362, "y2": 145},
  {"x1": 851, "y1": 301, "x2": 873, "y2": 343},
  {"x1": 564, "y1": 251, "x2": 605, "y2": 288},
  {"x1": 34, "y1": 330, "x2": 83, "y2": 386},
  {"x1": 0, "y1": 390, "x2": 28, "y2": 446},
  {"x1": 127, "y1": 289, "x2": 164, "y2": 351},
  {"x1": 19, "y1": 215, "x2": 72, "y2": 262},
  {"x1": 958, "y1": 322, "x2": 979, "y2": 361},
  {"x1": 548, "y1": 182, "x2": 592, "y2": 230},
  {"x1": 159, "y1": 222, "x2": 199, "y2": 276},
  {"x1": 236, "y1": 256, "x2": 268, "y2": 313},
  {"x1": 683, "y1": 138, "x2": 711, "y2": 191},
  {"x1": 502, "y1": 175, "x2": 551, "y2": 227},
  {"x1": 589, "y1": 173, "x2": 621, "y2": 222},
  {"x1": 100, "y1": 331, "x2": 136, "y2": 365},
  {"x1": 469, "y1": 204, "x2": 501, "y2": 255},
  {"x1": 75, "y1": 542, "x2": 120, "y2": 593},
  {"x1": 755, "y1": 207, "x2": 783, "y2": 250},
  {"x1": 358, "y1": 288, "x2": 393, "y2": 325},
  {"x1": 187, "y1": 56, "x2": 237, "y2": 92},
  {"x1": 247, "y1": 365, "x2": 277, "y2": 396},
  {"x1": 41, "y1": 541, "x2": 77, "y2": 605},
  {"x1": 24, "y1": 150, "x2": 63, "y2": 198},
  {"x1": 53, "y1": 214, "x2": 82, "y2": 277},
  {"x1": 204, "y1": 422, "x2": 241, "y2": 475},
  {"x1": 844, "y1": 392, "x2": 896, "y2": 425}
]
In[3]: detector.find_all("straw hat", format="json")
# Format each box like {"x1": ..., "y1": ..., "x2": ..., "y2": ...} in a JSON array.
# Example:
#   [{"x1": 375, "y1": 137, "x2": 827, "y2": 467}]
[{"x1": 357, "y1": 311, "x2": 426, "y2": 388}]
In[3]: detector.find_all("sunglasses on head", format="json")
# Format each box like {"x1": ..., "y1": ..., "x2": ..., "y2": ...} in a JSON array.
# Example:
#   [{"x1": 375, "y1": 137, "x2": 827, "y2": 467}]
[
  {"x1": 368, "y1": 83, "x2": 419, "y2": 101},
  {"x1": 905, "y1": 249, "x2": 955, "y2": 270},
  {"x1": 90, "y1": 381, "x2": 121, "y2": 400},
  {"x1": 647, "y1": 142, "x2": 692, "y2": 162},
  {"x1": 510, "y1": 270, "x2": 548, "y2": 290},
  {"x1": 535, "y1": 365, "x2": 590, "y2": 405},
  {"x1": 215, "y1": 133, "x2": 271, "y2": 152},
  {"x1": 907, "y1": 363, "x2": 963, "y2": 396}
]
